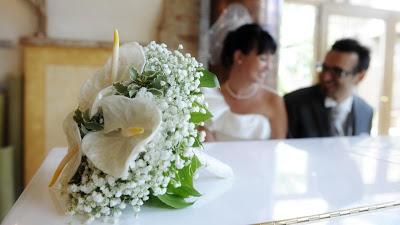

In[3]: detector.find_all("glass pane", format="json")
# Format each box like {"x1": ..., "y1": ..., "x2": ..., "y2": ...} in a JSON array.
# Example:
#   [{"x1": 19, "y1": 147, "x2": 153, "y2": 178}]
[
  {"x1": 348, "y1": 0, "x2": 400, "y2": 12},
  {"x1": 327, "y1": 15, "x2": 385, "y2": 135},
  {"x1": 278, "y1": 3, "x2": 316, "y2": 94},
  {"x1": 390, "y1": 23, "x2": 400, "y2": 136}
]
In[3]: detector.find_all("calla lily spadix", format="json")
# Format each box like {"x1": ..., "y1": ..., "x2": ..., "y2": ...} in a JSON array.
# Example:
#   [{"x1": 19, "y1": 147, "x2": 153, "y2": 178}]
[
  {"x1": 111, "y1": 29, "x2": 119, "y2": 82},
  {"x1": 82, "y1": 95, "x2": 162, "y2": 178}
]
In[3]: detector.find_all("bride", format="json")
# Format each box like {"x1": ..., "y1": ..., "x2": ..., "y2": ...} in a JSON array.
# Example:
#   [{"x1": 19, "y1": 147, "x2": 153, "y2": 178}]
[{"x1": 204, "y1": 23, "x2": 287, "y2": 141}]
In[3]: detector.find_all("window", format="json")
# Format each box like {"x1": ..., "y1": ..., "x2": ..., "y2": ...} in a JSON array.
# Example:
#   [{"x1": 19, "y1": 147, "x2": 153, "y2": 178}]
[
  {"x1": 348, "y1": 0, "x2": 400, "y2": 12},
  {"x1": 390, "y1": 23, "x2": 400, "y2": 135},
  {"x1": 278, "y1": 2, "x2": 317, "y2": 94},
  {"x1": 280, "y1": 0, "x2": 400, "y2": 136}
]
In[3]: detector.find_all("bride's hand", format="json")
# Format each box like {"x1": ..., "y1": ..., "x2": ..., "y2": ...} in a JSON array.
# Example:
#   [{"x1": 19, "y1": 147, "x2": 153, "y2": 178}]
[{"x1": 198, "y1": 126, "x2": 215, "y2": 142}]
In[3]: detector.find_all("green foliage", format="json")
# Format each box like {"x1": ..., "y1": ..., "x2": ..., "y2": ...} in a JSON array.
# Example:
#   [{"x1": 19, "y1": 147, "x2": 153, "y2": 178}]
[
  {"x1": 148, "y1": 88, "x2": 163, "y2": 97},
  {"x1": 73, "y1": 109, "x2": 104, "y2": 137},
  {"x1": 154, "y1": 155, "x2": 202, "y2": 209},
  {"x1": 190, "y1": 102, "x2": 213, "y2": 124},
  {"x1": 191, "y1": 133, "x2": 202, "y2": 148},
  {"x1": 69, "y1": 156, "x2": 89, "y2": 184},
  {"x1": 127, "y1": 69, "x2": 165, "y2": 97},
  {"x1": 168, "y1": 185, "x2": 201, "y2": 198},
  {"x1": 129, "y1": 66, "x2": 138, "y2": 81},
  {"x1": 135, "y1": 71, "x2": 160, "y2": 87},
  {"x1": 128, "y1": 83, "x2": 140, "y2": 98},
  {"x1": 113, "y1": 82, "x2": 129, "y2": 97},
  {"x1": 157, "y1": 194, "x2": 194, "y2": 209},
  {"x1": 146, "y1": 195, "x2": 175, "y2": 208},
  {"x1": 198, "y1": 68, "x2": 220, "y2": 88}
]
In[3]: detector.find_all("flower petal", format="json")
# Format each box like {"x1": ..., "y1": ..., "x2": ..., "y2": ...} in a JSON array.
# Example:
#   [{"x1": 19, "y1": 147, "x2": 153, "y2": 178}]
[
  {"x1": 49, "y1": 112, "x2": 83, "y2": 214},
  {"x1": 101, "y1": 96, "x2": 162, "y2": 134},
  {"x1": 89, "y1": 86, "x2": 115, "y2": 117},
  {"x1": 82, "y1": 95, "x2": 162, "y2": 178},
  {"x1": 82, "y1": 131, "x2": 146, "y2": 178},
  {"x1": 58, "y1": 113, "x2": 82, "y2": 185},
  {"x1": 78, "y1": 67, "x2": 109, "y2": 111},
  {"x1": 104, "y1": 42, "x2": 146, "y2": 82},
  {"x1": 121, "y1": 42, "x2": 146, "y2": 74},
  {"x1": 60, "y1": 150, "x2": 82, "y2": 186},
  {"x1": 63, "y1": 112, "x2": 81, "y2": 149}
]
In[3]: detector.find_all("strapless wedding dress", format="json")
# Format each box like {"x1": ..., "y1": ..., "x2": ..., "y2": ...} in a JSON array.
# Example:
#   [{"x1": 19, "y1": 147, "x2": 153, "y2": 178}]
[{"x1": 204, "y1": 89, "x2": 271, "y2": 141}]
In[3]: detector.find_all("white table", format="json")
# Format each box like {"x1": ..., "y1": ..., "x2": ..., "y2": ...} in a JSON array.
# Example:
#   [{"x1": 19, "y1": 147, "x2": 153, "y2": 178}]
[
  {"x1": 310, "y1": 207, "x2": 400, "y2": 225},
  {"x1": 2, "y1": 136, "x2": 400, "y2": 225}
]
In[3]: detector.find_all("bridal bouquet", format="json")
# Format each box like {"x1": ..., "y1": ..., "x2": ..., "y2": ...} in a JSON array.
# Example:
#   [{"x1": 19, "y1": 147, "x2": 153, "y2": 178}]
[{"x1": 49, "y1": 30, "x2": 232, "y2": 223}]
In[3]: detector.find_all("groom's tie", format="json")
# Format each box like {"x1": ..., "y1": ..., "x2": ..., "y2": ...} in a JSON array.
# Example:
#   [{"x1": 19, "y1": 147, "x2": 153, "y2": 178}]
[{"x1": 330, "y1": 107, "x2": 343, "y2": 136}]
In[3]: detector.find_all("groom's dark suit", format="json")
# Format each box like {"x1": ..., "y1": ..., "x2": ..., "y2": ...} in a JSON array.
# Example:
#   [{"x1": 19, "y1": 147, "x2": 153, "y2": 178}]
[{"x1": 284, "y1": 85, "x2": 373, "y2": 138}]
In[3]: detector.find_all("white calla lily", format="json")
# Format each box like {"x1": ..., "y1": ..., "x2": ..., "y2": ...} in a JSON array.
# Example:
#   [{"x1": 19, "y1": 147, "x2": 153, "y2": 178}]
[
  {"x1": 49, "y1": 112, "x2": 82, "y2": 212},
  {"x1": 50, "y1": 112, "x2": 82, "y2": 187},
  {"x1": 82, "y1": 95, "x2": 162, "y2": 178},
  {"x1": 78, "y1": 42, "x2": 146, "y2": 112},
  {"x1": 49, "y1": 40, "x2": 224, "y2": 219}
]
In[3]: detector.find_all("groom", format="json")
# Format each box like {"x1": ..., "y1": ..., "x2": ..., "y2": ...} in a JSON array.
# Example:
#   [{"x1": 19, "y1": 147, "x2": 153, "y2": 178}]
[{"x1": 284, "y1": 38, "x2": 373, "y2": 138}]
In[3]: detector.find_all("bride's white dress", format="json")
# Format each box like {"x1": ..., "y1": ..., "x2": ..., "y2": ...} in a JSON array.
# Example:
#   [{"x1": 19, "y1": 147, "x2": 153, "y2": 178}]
[{"x1": 204, "y1": 89, "x2": 271, "y2": 141}]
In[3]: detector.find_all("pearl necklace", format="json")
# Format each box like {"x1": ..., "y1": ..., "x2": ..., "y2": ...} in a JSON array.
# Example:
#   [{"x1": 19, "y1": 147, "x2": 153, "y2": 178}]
[{"x1": 225, "y1": 83, "x2": 259, "y2": 100}]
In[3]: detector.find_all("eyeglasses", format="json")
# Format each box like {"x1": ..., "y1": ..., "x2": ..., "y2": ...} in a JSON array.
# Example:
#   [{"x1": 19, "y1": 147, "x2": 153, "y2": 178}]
[{"x1": 316, "y1": 63, "x2": 354, "y2": 78}]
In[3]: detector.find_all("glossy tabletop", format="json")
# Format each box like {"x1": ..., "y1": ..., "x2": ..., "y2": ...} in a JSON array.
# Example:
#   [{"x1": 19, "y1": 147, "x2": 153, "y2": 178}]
[
  {"x1": 310, "y1": 207, "x2": 400, "y2": 225},
  {"x1": 2, "y1": 136, "x2": 400, "y2": 225}
]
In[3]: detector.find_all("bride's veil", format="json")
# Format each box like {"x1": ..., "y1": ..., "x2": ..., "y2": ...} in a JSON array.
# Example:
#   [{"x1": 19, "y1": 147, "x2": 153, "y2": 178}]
[{"x1": 208, "y1": 3, "x2": 253, "y2": 65}]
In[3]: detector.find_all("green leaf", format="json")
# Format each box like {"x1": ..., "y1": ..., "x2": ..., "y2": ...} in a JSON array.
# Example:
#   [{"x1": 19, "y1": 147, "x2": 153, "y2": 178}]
[
  {"x1": 113, "y1": 82, "x2": 129, "y2": 96},
  {"x1": 190, "y1": 109, "x2": 212, "y2": 124},
  {"x1": 128, "y1": 90, "x2": 136, "y2": 98},
  {"x1": 164, "y1": 154, "x2": 202, "y2": 199},
  {"x1": 84, "y1": 122, "x2": 103, "y2": 131},
  {"x1": 148, "y1": 88, "x2": 163, "y2": 96},
  {"x1": 150, "y1": 76, "x2": 164, "y2": 90},
  {"x1": 145, "y1": 195, "x2": 174, "y2": 209},
  {"x1": 180, "y1": 155, "x2": 201, "y2": 187},
  {"x1": 170, "y1": 185, "x2": 201, "y2": 198},
  {"x1": 129, "y1": 66, "x2": 138, "y2": 81},
  {"x1": 73, "y1": 109, "x2": 104, "y2": 136},
  {"x1": 176, "y1": 141, "x2": 187, "y2": 154},
  {"x1": 154, "y1": 155, "x2": 202, "y2": 209},
  {"x1": 73, "y1": 109, "x2": 84, "y2": 124},
  {"x1": 157, "y1": 194, "x2": 194, "y2": 209},
  {"x1": 199, "y1": 68, "x2": 220, "y2": 88},
  {"x1": 83, "y1": 110, "x2": 91, "y2": 121},
  {"x1": 190, "y1": 112, "x2": 210, "y2": 124},
  {"x1": 190, "y1": 155, "x2": 202, "y2": 176},
  {"x1": 190, "y1": 102, "x2": 213, "y2": 124},
  {"x1": 142, "y1": 70, "x2": 158, "y2": 79},
  {"x1": 191, "y1": 135, "x2": 202, "y2": 148}
]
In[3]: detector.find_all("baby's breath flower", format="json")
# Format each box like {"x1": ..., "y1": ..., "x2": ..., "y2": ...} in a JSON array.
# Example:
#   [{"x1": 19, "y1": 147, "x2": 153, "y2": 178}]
[{"x1": 65, "y1": 41, "x2": 208, "y2": 223}]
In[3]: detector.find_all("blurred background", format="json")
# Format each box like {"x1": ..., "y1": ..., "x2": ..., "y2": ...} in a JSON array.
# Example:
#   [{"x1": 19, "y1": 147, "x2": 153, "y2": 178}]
[{"x1": 0, "y1": 0, "x2": 399, "y2": 221}]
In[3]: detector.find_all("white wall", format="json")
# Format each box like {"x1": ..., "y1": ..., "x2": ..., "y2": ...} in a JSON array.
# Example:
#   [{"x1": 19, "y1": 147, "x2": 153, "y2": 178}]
[
  {"x1": 0, "y1": 0, "x2": 164, "y2": 81},
  {"x1": 0, "y1": 0, "x2": 37, "y2": 81},
  {"x1": 47, "y1": 0, "x2": 163, "y2": 43}
]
